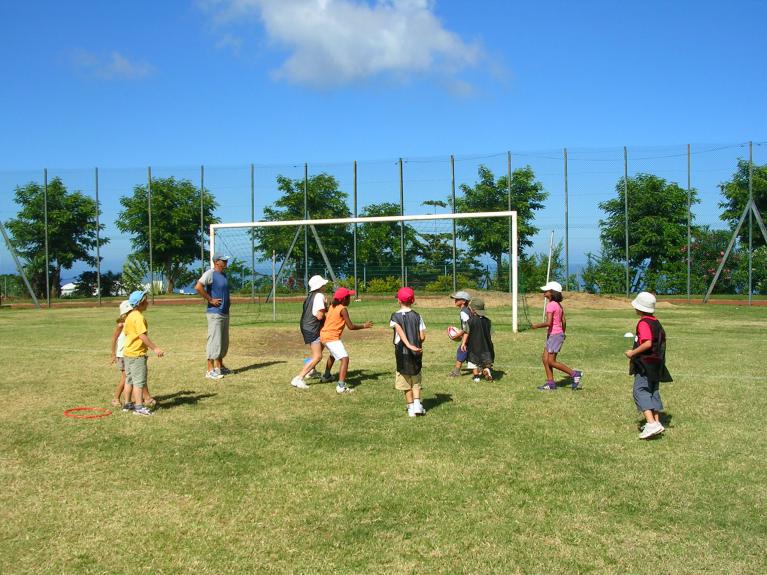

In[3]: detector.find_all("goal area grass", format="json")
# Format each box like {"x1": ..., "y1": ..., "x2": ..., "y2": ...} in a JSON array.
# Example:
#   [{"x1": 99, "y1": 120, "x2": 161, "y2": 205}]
[{"x1": 1, "y1": 297, "x2": 765, "y2": 574}]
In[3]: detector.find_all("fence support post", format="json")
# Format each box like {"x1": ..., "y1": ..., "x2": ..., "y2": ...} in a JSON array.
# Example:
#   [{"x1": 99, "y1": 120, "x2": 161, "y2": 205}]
[{"x1": 623, "y1": 146, "x2": 630, "y2": 297}]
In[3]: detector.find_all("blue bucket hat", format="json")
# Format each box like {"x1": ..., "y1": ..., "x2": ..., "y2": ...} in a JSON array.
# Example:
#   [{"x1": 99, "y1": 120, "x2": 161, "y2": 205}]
[{"x1": 128, "y1": 290, "x2": 148, "y2": 307}]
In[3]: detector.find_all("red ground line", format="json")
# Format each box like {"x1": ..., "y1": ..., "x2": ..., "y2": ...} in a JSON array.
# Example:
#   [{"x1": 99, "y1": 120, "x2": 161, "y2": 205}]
[{"x1": 63, "y1": 407, "x2": 113, "y2": 419}]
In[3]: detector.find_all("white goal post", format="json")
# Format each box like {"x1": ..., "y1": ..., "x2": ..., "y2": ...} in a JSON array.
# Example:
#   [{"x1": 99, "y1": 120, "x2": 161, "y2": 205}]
[{"x1": 210, "y1": 210, "x2": 519, "y2": 332}]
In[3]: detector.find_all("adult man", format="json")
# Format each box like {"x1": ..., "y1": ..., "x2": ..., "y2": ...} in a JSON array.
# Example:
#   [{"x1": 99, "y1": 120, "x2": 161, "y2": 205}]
[{"x1": 195, "y1": 253, "x2": 231, "y2": 380}]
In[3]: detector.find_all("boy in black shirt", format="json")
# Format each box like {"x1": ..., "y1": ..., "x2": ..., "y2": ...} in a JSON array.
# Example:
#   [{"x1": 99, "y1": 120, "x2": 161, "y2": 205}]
[{"x1": 390, "y1": 287, "x2": 426, "y2": 417}]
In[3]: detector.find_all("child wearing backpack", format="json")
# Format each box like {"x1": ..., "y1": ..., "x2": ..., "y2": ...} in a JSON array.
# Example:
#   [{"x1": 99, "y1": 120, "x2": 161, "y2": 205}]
[
  {"x1": 624, "y1": 292, "x2": 672, "y2": 439},
  {"x1": 390, "y1": 287, "x2": 426, "y2": 417}
]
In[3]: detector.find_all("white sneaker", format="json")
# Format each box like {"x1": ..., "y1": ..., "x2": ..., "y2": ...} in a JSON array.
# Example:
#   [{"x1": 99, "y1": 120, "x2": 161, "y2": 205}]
[
  {"x1": 206, "y1": 370, "x2": 223, "y2": 380},
  {"x1": 336, "y1": 384, "x2": 354, "y2": 394},
  {"x1": 407, "y1": 406, "x2": 418, "y2": 417},
  {"x1": 291, "y1": 376, "x2": 310, "y2": 389},
  {"x1": 639, "y1": 421, "x2": 664, "y2": 439},
  {"x1": 413, "y1": 402, "x2": 426, "y2": 415}
]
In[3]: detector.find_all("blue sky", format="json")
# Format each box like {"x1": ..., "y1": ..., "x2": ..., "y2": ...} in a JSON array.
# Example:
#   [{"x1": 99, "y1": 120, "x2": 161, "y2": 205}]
[{"x1": 1, "y1": 0, "x2": 765, "y2": 280}]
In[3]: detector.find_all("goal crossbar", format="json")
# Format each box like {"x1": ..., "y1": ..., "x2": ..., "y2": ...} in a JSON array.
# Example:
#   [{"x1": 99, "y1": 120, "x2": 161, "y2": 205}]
[{"x1": 210, "y1": 210, "x2": 519, "y2": 332}]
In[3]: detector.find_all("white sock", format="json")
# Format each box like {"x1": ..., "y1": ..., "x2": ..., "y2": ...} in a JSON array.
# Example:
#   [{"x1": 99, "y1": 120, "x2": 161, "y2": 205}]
[{"x1": 413, "y1": 399, "x2": 422, "y2": 410}]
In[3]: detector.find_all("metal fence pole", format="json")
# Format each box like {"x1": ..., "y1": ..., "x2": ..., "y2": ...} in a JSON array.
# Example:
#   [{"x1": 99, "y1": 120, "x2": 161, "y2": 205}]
[
  {"x1": 148, "y1": 166, "x2": 154, "y2": 303},
  {"x1": 748, "y1": 141, "x2": 753, "y2": 306},
  {"x1": 687, "y1": 144, "x2": 691, "y2": 301},
  {"x1": 43, "y1": 168, "x2": 50, "y2": 307},
  {"x1": 353, "y1": 160, "x2": 358, "y2": 293},
  {"x1": 95, "y1": 167, "x2": 101, "y2": 306},
  {"x1": 624, "y1": 146, "x2": 630, "y2": 297},
  {"x1": 399, "y1": 157, "x2": 405, "y2": 284},
  {"x1": 451, "y1": 154, "x2": 457, "y2": 293},
  {"x1": 507, "y1": 151, "x2": 512, "y2": 294},
  {"x1": 564, "y1": 147, "x2": 569, "y2": 290},
  {"x1": 200, "y1": 165, "x2": 205, "y2": 274},
  {"x1": 251, "y1": 163, "x2": 255, "y2": 303}
]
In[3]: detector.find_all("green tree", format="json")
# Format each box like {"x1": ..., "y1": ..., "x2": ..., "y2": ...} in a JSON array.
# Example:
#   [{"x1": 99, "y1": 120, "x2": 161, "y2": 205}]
[
  {"x1": 355, "y1": 202, "x2": 421, "y2": 279},
  {"x1": 598, "y1": 173, "x2": 698, "y2": 292},
  {"x1": 74, "y1": 270, "x2": 122, "y2": 297},
  {"x1": 253, "y1": 174, "x2": 352, "y2": 284},
  {"x1": 520, "y1": 241, "x2": 575, "y2": 293},
  {"x1": 454, "y1": 165, "x2": 547, "y2": 283},
  {"x1": 718, "y1": 159, "x2": 767, "y2": 248},
  {"x1": 6, "y1": 178, "x2": 107, "y2": 298},
  {"x1": 581, "y1": 251, "x2": 627, "y2": 294},
  {"x1": 116, "y1": 177, "x2": 218, "y2": 294}
]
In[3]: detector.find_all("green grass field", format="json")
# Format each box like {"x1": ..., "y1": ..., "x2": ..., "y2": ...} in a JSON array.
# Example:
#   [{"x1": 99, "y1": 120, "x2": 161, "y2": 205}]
[{"x1": 1, "y1": 298, "x2": 765, "y2": 574}]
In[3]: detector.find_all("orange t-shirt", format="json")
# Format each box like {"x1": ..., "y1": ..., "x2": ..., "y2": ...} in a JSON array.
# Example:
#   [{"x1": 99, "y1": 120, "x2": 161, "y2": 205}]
[{"x1": 320, "y1": 304, "x2": 346, "y2": 343}]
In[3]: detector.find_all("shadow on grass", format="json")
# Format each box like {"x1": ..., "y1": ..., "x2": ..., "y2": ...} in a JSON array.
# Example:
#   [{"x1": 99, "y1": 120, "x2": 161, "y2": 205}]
[
  {"x1": 344, "y1": 369, "x2": 387, "y2": 389},
  {"x1": 154, "y1": 390, "x2": 218, "y2": 410},
  {"x1": 230, "y1": 360, "x2": 286, "y2": 375},
  {"x1": 423, "y1": 393, "x2": 453, "y2": 412}
]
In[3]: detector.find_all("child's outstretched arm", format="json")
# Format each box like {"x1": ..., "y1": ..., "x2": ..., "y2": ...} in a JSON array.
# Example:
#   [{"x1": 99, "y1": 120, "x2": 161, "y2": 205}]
[
  {"x1": 341, "y1": 308, "x2": 373, "y2": 330},
  {"x1": 393, "y1": 323, "x2": 422, "y2": 353}
]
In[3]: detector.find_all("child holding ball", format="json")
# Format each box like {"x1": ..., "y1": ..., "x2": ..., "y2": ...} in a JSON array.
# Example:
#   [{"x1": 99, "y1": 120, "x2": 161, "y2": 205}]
[
  {"x1": 531, "y1": 281, "x2": 582, "y2": 391},
  {"x1": 319, "y1": 287, "x2": 373, "y2": 394}
]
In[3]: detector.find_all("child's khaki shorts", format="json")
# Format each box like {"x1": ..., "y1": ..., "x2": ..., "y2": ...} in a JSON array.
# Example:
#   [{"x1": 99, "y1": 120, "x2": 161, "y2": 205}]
[{"x1": 394, "y1": 371, "x2": 422, "y2": 391}]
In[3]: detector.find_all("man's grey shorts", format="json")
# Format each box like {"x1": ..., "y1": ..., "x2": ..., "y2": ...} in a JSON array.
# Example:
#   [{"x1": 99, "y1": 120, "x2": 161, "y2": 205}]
[
  {"x1": 545, "y1": 333, "x2": 566, "y2": 353},
  {"x1": 206, "y1": 313, "x2": 230, "y2": 360},
  {"x1": 124, "y1": 356, "x2": 148, "y2": 389}
]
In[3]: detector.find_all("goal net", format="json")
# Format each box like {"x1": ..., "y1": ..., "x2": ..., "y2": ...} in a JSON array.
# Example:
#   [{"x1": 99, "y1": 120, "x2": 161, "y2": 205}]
[{"x1": 210, "y1": 211, "x2": 519, "y2": 332}]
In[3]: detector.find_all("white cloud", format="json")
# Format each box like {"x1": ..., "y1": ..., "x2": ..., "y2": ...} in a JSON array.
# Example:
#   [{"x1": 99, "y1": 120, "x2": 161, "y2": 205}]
[
  {"x1": 201, "y1": 0, "x2": 481, "y2": 88},
  {"x1": 71, "y1": 50, "x2": 155, "y2": 80}
]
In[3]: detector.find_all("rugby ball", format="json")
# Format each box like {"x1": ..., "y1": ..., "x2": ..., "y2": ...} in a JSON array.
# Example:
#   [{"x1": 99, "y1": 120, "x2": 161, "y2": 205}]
[{"x1": 447, "y1": 326, "x2": 461, "y2": 341}]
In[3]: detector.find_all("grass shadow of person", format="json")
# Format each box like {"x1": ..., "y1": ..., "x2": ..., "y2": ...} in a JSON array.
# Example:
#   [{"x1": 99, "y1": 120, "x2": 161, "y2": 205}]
[
  {"x1": 154, "y1": 390, "x2": 218, "y2": 410},
  {"x1": 490, "y1": 369, "x2": 507, "y2": 382},
  {"x1": 230, "y1": 360, "x2": 286, "y2": 375},
  {"x1": 343, "y1": 369, "x2": 387, "y2": 389},
  {"x1": 422, "y1": 392, "x2": 453, "y2": 412}
]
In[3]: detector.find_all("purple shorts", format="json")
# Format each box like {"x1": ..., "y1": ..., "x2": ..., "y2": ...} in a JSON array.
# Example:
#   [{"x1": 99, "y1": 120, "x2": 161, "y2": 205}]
[{"x1": 545, "y1": 333, "x2": 566, "y2": 354}]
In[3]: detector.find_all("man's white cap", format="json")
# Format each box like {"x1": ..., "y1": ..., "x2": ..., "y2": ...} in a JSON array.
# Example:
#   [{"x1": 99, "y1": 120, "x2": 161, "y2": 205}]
[
  {"x1": 540, "y1": 281, "x2": 563, "y2": 292},
  {"x1": 631, "y1": 291, "x2": 656, "y2": 313},
  {"x1": 308, "y1": 275, "x2": 329, "y2": 291}
]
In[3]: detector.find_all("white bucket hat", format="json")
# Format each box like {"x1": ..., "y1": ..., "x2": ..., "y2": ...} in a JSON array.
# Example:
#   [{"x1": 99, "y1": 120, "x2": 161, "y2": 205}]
[
  {"x1": 308, "y1": 275, "x2": 329, "y2": 291},
  {"x1": 119, "y1": 300, "x2": 132, "y2": 315},
  {"x1": 631, "y1": 291, "x2": 656, "y2": 313},
  {"x1": 540, "y1": 281, "x2": 563, "y2": 293}
]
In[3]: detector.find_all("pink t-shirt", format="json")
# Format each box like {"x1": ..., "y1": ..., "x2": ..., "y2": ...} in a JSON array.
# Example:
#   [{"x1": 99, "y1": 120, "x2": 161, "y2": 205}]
[
  {"x1": 636, "y1": 316, "x2": 657, "y2": 343},
  {"x1": 545, "y1": 301, "x2": 564, "y2": 335}
]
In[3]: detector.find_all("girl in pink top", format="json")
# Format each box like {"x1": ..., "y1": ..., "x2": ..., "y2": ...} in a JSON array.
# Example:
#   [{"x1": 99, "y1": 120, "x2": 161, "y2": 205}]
[{"x1": 531, "y1": 282, "x2": 582, "y2": 391}]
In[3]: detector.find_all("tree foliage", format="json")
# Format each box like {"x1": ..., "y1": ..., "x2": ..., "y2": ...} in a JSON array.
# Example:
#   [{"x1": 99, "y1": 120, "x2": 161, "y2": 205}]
[
  {"x1": 74, "y1": 270, "x2": 122, "y2": 297},
  {"x1": 718, "y1": 159, "x2": 767, "y2": 248},
  {"x1": 116, "y1": 177, "x2": 218, "y2": 294},
  {"x1": 355, "y1": 202, "x2": 424, "y2": 277},
  {"x1": 6, "y1": 177, "x2": 107, "y2": 298},
  {"x1": 454, "y1": 165, "x2": 547, "y2": 282},
  {"x1": 598, "y1": 173, "x2": 697, "y2": 292},
  {"x1": 253, "y1": 173, "x2": 352, "y2": 284}
]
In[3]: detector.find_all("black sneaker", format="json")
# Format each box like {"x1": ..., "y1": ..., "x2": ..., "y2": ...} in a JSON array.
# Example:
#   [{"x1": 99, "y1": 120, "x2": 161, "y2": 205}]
[{"x1": 122, "y1": 402, "x2": 135, "y2": 412}]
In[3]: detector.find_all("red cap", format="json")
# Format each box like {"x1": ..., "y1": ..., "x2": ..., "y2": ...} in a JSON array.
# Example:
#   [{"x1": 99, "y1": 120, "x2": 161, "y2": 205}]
[
  {"x1": 333, "y1": 287, "x2": 356, "y2": 300},
  {"x1": 397, "y1": 286, "x2": 415, "y2": 304}
]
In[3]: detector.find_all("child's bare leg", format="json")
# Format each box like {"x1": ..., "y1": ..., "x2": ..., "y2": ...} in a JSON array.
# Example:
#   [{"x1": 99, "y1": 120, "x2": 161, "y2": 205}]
[
  {"x1": 338, "y1": 357, "x2": 350, "y2": 382},
  {"x1": 132, "y1": 385, "x2": 143, "y2": 407},
  {"x1": 123, "y1": 383, "x2": 134, "y2": 405},
  {"x1": 299, "y1": 342, "x2": 323, "y2": 378},
  {"x1": 542, "y1": 351, "x2": 554, "y2": 380},
  {"x1": 207, "y1": 359, "x2": 215, "y2": 373},
  {"x1": 142, "y1": 383, "x2": 154, "y2": 406},
  {"x1": 642, "y1": 409, "x2": 655, "y2": 425},
  {"x1": 549, "y1": 353, "x2": 574, "y2": 377},
  {"x1": 405, "y1": 389, "x2": 414, "y2": 405},
  {"x1": 113, "y1": 372, "x2": 126, "y2": 404},
  {"x1": 324, "y1": 356, "x2": 336, "y2": 374}
]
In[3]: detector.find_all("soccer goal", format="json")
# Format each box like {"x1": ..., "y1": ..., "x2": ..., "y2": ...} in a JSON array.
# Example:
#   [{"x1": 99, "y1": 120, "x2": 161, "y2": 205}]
[{"x1": 210, "y1": 210, "x2": 519, "y2": 332}]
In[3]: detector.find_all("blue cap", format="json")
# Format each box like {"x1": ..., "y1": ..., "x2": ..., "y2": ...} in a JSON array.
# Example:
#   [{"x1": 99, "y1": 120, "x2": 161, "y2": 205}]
[
  {"x1": 128, "y1": 290, "x2": 147, "y2": 307},
  {"x1": 212, "y1": 253, "x2": 230, "y2": 262}
]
